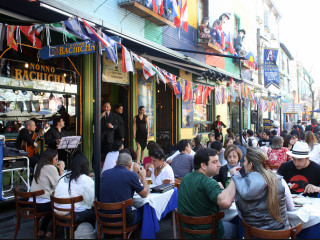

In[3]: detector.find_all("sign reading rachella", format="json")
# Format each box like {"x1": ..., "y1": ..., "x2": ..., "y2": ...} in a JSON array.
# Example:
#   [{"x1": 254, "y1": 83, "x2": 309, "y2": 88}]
[{"x1": 15, "y1": 63, "x2": 67, "y2": 83}]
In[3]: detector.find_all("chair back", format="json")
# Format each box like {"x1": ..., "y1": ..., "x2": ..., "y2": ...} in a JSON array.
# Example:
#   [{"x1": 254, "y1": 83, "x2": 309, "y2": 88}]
[
  {"x1": 14, "y1": 186, "x2": 45, "y2": 218},
  {"x1": 175, "y1": 209, "x2": 225, "y2": 239},
  {"x1": 94, "y1": 198, "x2": 133, "y2": 238},
  {"x1": 51, "y1": 195, "x2": 83, "y2": 227},
  {"x1": 242, "y1": 219, "x2": 302, "y2": 239}
]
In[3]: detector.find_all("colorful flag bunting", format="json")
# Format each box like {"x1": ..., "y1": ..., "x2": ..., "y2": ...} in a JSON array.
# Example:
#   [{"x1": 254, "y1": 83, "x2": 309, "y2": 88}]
[
  {"x1": 121, "y1": 45, "x2": 134, "y2": 73},
  {"x1": 203, "y1": 86, "x2": 215, "y2": 104},
  {"x1": 7, "y1": 25, "x2": 17, "y2": 51},
  {"x1": 20, "y1": 26, "x2": 42, "y2": 48},
  {"x1": 64, "y1": 18, "x2": 90, "y2": 40},
  {"x1": 195, "y1": 84, "x2": 203, "y2": 104}
]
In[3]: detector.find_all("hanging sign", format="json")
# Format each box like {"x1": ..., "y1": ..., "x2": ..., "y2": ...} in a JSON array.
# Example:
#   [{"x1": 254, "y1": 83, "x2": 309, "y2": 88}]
[
  {"x1": 263, "y1": 118, "x2": 274, "y2": 131},
  {"x1": 102, "y1": 53, "x2": 129, "y2": 85},
  {"x1": 40, "y1": 41, "x2": 95, "y2": 60},
  {"x1": 264, "y1": 48, "x2": 279, "y2": 89}
]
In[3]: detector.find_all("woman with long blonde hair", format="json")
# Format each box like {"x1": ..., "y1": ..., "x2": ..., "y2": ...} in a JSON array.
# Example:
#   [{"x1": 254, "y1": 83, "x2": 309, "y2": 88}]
[
  {"x1": 230, "y1": 147, "x2": 293, "y2": 230},
  {"x1": 305, "y1": 131, "x2": 320, "y2": 164}
]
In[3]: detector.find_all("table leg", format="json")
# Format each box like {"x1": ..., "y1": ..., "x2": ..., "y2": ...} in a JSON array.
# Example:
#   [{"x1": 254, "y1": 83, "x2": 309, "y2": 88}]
[{"x1": 172, "y1": 211, "x2": 177, "y2": 239}]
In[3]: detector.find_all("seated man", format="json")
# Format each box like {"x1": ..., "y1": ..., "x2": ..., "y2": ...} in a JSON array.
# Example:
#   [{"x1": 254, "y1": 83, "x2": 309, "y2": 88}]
[
  {"x1": 100, "y1": 153, "x2": 148, "y2": 226},
  {"x1": 211, "y1": 141, "x2": 227, "y2": 166},
  {"x1": 171, "y1": 139, "x2": 194, "y2": 179},
  {"x1": 178, "y1": 148, "x2": 237, "y2": 239},
  {"x1": 277, "y1": 142, "x2": 320, "y2": 197}
]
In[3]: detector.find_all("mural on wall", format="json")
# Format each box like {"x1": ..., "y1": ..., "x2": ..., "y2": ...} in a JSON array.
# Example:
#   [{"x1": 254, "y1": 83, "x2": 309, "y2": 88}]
[
  {"x1": 182, "y1": 99, "x2": 193, "y2": 128},
  {"x1": 137, "y1": 70, "x2": 154, "y2": 137}
]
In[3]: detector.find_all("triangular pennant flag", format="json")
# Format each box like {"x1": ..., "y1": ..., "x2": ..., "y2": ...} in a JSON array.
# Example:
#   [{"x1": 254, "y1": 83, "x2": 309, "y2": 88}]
[
  {"x1": 7, "y1": 25, "x2": 18, "y2": 51},
  {"x1": 121, "y1": 45, "x2": 134, "y2": 73},
  {"x1": 203, "y1": 86, "x2": 214, "y2": 104},
  {"x1": 64, "y1": 18, "x2": 90, "y2": 40},
  {"x1": 222, "y1": 87, "x2": 226, "y2": 104},
  {"x1": 49, "y1": 22, "x2": 77, "y2": 41},
  {"x1": 131, "y1": 53, "x2": 156, "y2": 79},
  {"x1": 195, "y1": 84, "x2": 203, "y2": 104},
  {"x1": 20, "y1": 26, "x2": 42, "y2": 48}
]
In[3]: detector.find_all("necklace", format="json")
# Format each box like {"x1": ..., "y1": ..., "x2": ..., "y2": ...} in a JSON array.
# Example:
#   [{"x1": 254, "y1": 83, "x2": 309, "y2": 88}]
[{"x1": 154, "y1": 162, "x2": 166, "y2": 178}]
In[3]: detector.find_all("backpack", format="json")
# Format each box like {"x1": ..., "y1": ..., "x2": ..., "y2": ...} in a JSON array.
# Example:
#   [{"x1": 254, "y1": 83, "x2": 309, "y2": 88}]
[{"x1": 248, "y1": 138, "x2": 253, "y2": 147}]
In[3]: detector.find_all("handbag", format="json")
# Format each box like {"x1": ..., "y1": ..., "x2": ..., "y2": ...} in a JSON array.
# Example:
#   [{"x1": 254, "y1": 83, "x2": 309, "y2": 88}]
[{"x1": 151, "y1": 183, "x2": 174, "y2": 193}]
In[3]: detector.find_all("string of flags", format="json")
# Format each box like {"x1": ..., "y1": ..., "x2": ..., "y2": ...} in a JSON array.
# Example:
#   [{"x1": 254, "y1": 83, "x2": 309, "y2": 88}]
[{"x1": 0, "y1": 17, "x2": 276, "y2": 112}]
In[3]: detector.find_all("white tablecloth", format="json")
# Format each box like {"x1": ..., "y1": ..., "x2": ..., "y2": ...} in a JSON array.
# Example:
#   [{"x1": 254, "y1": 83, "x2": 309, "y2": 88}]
[
  {"x1": 133, "y1": 188, "x2": 174, "y2": 220},
  {"x1": 223, "y1": 197, "x2": 320, "y2": 229},
  {"x1": 288, "y1": 196, "x2": 320, "y2": 229}
]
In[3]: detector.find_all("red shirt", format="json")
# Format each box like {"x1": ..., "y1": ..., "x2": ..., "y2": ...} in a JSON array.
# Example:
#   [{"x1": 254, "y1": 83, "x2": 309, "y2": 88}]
[{"x1": 267, "y1": 147, "x2": 290, "y2": 166}]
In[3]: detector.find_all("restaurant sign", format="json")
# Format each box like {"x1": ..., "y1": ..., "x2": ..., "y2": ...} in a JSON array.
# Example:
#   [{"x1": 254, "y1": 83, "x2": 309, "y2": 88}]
[
  {"x1": 40, "y1": 41, "x2": 95, "y2": 60},
  {"x1": 263, "y1": 118, "x2": 273, "y2": 131}
]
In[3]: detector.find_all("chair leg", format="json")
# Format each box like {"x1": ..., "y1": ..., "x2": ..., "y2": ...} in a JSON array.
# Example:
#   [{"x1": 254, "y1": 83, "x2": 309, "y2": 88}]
[
  {"x1": 34, "y1": 217, "x2": 38, "y2": 239},
  {"x1": 14, "y1": 216, "x2": 20, "y2": 239},
  {"x1": 52, "y1": 218, "x2": 56, "y2": 239},
  {"x1": 172, "y1": 211, "x2": 177, "y2": 239},
  {"x1": 70, "y1": 226, "x2": 74, "y2": 239}
]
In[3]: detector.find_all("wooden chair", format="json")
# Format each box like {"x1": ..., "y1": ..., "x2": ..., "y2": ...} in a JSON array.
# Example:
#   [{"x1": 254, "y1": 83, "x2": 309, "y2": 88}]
[
  {"x1": 50, "y1": 195, "x2": 83, "y2": 239},
  {"x1": 175, "y1": 209, "x2": 225, "y2": 239},
  {"x1": 14, "y1": 187, "x2": 51, "y2": 239},
  {"x1": 94, "y1": 198, "x2": 140, "y2": 239},
  {"x1": 242, "y1": 219, "x2": 302, "y2": 239}
]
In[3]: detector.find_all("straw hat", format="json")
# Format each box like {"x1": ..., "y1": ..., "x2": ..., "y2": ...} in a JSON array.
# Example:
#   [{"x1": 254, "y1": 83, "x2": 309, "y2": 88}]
[{"x1": 287, "y1": 142, "x2": 314, "y2": 158}]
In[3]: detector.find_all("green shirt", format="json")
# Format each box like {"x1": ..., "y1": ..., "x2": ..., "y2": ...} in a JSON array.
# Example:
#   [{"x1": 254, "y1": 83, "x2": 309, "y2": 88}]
[{"x1": 178, "y1": 171, "x2": 224, "y2": 239}]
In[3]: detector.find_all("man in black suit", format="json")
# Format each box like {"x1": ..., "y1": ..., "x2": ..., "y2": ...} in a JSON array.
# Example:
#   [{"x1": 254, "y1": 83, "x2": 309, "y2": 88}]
[
  {"x1": 101, "y1": 102, "x2": 118, "y2": 156},
  {"x1": 114, "y1": 103, "x2": 125, "y2": 143}
]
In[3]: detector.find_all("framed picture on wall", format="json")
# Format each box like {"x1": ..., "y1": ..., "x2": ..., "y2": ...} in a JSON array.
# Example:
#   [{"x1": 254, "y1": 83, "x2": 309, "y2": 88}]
[
  {"x1": 182, "y1": 99, "x2": 193, "y2": 128},
  {"x1": 136, "y1": 70, "x2": 154, "y2": 137}
]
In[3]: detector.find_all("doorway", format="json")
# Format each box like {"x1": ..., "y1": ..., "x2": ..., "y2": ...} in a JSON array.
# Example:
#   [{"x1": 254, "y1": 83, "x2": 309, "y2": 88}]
[{"x1": 156, "y1": 82, "x2": 175, "y2": 154}]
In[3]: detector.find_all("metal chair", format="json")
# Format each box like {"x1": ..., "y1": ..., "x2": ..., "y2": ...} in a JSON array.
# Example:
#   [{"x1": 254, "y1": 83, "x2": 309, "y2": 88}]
[
  {"x1": 175, "y1": 209, "x2": 225, "y2": 239},
  {"x1": 242, "y1": 219, "x2": 302, "y2": 239},
  {"x1": 50, "y1": 194, "x2": 83, "y2": 239},
  {"x1": 14, "y1": 187, "x2": 51, "y2": 239},
  {"x1": 94, "y1": 198, "x2": 140, "y2": 239}
]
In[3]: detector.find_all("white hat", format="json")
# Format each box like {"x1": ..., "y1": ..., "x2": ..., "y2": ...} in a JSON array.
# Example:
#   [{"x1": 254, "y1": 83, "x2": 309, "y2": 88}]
[{"x1": 287, "y1": 142, "x2": 314, "y2": 158}]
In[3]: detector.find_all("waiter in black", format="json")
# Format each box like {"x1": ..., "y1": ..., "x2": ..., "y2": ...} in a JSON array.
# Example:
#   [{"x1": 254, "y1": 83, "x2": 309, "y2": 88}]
[
  {"x1": 114, "y1": 103, "x2": 125, "y2": 143},
  {"x1": 101, "y1": 102, "x2": 118, "y2": 156},
  {"x1": 211, "y1": 115, "x2": 227, "y2": 139}
]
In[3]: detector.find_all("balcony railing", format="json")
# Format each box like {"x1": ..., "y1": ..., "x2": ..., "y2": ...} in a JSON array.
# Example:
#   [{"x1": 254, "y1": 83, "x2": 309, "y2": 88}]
[{"x1": 118, "y1": 0, "x2": 175, "y2": 27}]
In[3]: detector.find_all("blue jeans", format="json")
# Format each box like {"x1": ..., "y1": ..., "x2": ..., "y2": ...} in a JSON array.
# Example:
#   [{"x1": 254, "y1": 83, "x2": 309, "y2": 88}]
[{"x1": 127, "y1": 209, "x2": 142, "y2": 227}]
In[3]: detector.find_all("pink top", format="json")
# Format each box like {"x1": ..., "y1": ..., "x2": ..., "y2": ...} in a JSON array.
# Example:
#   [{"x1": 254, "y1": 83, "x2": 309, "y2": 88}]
[
  {"x1": 267, "y1": 147, "x2": 290, "y2": 166},
  {"x1": 143, "y1": 156, "x2": 152, "y2": 168}
]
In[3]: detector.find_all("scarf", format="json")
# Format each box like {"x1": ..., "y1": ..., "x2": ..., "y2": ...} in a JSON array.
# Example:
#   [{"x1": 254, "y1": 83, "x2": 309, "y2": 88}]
[{"x1": 227, "y1": 162, "x2": 241, "y2": 171}]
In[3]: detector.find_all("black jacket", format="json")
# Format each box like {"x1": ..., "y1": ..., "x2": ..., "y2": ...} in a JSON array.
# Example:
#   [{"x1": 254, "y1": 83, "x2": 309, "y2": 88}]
[
  {"x1": 101, "y1": 112, "x2": 118, "y2": 144},
  {"x1": 213, "y1": 164, "x2": 246, "y2": 188},
  {"x1": 45, "y1": 127, "x2": 67, "y2": 149},
  {"x1": 114, "y1": 112, "x2": 125, "y2": 141},
  {"x1": 15, "y1": 128, "x2": 34, "y2": 149}
]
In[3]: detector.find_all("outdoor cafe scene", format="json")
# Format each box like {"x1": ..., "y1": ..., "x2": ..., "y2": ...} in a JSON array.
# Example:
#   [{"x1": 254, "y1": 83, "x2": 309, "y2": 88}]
[{"x1": 1, "y1": 0, "x2": 320, "y2": 239}]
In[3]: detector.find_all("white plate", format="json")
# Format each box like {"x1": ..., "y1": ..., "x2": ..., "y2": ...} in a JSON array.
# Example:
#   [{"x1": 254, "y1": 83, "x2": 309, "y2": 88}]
[{"x1": 293, "y1": 198, "x2": 310, "y2": 205}]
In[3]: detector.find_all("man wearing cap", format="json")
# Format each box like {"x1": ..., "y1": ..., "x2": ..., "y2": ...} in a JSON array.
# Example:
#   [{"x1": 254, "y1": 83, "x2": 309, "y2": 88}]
[{"x1": 277, "y1": 142, "x2": 320, "y2": 197}]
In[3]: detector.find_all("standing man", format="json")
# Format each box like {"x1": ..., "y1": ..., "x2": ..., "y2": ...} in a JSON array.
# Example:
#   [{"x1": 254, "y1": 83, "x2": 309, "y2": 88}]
[
  {"x1": 305, "y1": 118, "x2": 320, "y2": 133},
  {"x1": 178, "y1": 148, "x2": 237, "y2": 238},
  {"x1": 258, "y1": 130, "x2": 273, "y2": 147},
  {"x1": 114, "y1": 103, "x2": 125, "y2": 143},
  {"x1": 246, "y1": 130, "x2": 258, "y2": 147},
  {"x1": 101, "y1": 102, "x2": 118, "y2": 156},
  {"x1": 212, "y1": 115, "x2": 227, "y2": 139}
]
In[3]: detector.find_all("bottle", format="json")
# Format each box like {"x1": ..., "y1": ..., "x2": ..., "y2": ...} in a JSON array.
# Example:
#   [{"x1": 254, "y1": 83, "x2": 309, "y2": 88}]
[{"x1": 225, "y1": 171, "x2": 231, "y2": 187}]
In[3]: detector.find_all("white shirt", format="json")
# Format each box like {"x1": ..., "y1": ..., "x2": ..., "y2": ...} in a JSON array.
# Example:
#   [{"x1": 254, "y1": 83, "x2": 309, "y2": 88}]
[
  {"x1": 166, "y1": 150, "x2": 195, "y2": 162},
  {"x1": 310, "y1": 144, "x2": 320, "y2": 164},
  {"x1": 150, "y1": 164, "x2": 175, "y2": 186},
  {"x1": 54, "y1": 174, "x2": 94, "y2": 212},
  {"x1": 101, "y1": 151, "x2": 119, "y2": 173},
  {"x1": 247, "y1": 136, "x2": 258, "y2": 147}
]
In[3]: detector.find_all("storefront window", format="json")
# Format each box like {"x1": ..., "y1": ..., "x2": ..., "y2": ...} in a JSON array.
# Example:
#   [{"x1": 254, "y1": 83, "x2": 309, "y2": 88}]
[{"x1": 193, "y1": 91, "x2": 212, "y2": 134}]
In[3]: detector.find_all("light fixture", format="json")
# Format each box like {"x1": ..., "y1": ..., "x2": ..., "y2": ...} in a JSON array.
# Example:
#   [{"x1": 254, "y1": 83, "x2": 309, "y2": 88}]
[
  {"x1": 13, "y1": 89, "x2": 19, "y2": 95},
  {"x1": 157, "y1": 90, "x2": 160, "y2": 93},
  {"x1": 39, "y1": 3, "x2": 74, "y2": 18},
  {"x1": 40, "y1": 92, "x2": 45, "y2": 96},
  {"x1": 33, "y1": 91, "x2": 38, "y2": 96},
  {"x1": 25, "y1": 63, "x2": 29, "y2": 68},
  {"x1": 63, "y1": 73, "x2": 67, "y2": 77},
  {"x1": 22, "y1": 91, "x2": 27, "y2": 95}
]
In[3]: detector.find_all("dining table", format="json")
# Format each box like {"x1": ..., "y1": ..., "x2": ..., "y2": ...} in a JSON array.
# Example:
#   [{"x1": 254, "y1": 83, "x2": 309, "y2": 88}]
[
  {"x1": 133, "y1": 186, "x2": 178, "y2": 239},
  {"x1": 223, "y1": 195, "x2": 320, "y2": 239}
]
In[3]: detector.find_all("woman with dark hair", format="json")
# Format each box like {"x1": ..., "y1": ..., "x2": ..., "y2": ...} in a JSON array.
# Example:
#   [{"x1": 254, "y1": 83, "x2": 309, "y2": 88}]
[
  {"x1": 142, "y1": 141, "x2": 160, "y2": 168},
  {"x1": 305, "y1": 131, "x2": 320, "y2": 163},
  {"x1": 230, "y1": 147, "x2": 293, "y2": 230},
  {"x1": 133, "y1": 106, "x2": 149, "y2": 164},
  {"x1": 146, "y1": 148, "x2": 174, "y2": 185},
  {"x1": 192, "y1": 136, "x2": 202, "y2": 152},
  {"x1": 266, "y1": 136, "x2": 291, "y2": 166},
  {"x1": 54, "y1": 153, "x2": 95, "y2": 225},
  {"x1": 30, "y1": 149, "x2": 65, "y2": 238},
  {"x1": 283, "y1": 134, "x2": 298, "y2": 151}
]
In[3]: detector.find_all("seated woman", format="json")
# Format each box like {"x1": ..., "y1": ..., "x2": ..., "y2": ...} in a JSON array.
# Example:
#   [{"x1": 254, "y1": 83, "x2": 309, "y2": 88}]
[
  {"x1": 146, "y1": 148, "x2": 174, "y2": 185},
  {"x1": 30, "y1": 149, "x2": 65, "y2": 238},
  {"x1": 230, "y1": 147, "x2": 294, "y2": 230},
  {"x1": 101, "y1": 140, "x2": 124, "y2": 174},
  {"x1": 192, "y1": 136, "x2": 203, "y2": 152},
  {"x1": 266, "y1": 136, "x2": 291, "y2": 167},
  {"x1": 54, "y1": 153, "x2": 95, "y2": 225},
  {"x1": 213, "y1": 144, "x2": 245, "y2": 188},
  {"x1": 142, "y1": 141, "x2": 160, "y2": 169},
  {"x1": 119, "y1": 148, "x2": 141, "y2": 174}
]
